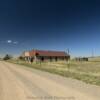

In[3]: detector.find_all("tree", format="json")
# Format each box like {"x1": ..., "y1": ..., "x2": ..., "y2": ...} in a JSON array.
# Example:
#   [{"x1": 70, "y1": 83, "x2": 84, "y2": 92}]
[
  {"x1": 18, "y1": 56, "x2": 25, "y2": 61},
  {"x1": 3, "y1": 54, "x2": 12, "y2": 60}
]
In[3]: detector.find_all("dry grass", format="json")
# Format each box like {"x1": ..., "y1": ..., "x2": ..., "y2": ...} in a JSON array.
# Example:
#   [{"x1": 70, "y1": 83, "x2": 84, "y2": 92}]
[{"x1": 7, "y1": 59, "x2": 100, "y2": 86}]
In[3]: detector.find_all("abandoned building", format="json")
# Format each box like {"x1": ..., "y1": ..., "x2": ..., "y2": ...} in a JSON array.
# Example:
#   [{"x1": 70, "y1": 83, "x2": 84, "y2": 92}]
[{"x1": 22, "y1": 49, "x2": 70, "y2": 62}]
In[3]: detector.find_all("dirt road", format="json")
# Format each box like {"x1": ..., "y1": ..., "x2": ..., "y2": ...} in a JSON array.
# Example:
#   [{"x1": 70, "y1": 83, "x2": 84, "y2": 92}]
[{"x1": 0, "y1": 61, "x2": 100, "y2": 100}]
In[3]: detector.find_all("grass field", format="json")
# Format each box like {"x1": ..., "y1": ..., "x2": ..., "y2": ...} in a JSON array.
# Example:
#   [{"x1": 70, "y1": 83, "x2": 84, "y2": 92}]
[{"x1": 7, "y1": 59, "x2": 100, "y2": 86}]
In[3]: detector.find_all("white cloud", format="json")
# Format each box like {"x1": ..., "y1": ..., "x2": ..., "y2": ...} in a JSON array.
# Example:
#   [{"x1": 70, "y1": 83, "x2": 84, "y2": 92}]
[
  {"x1": 7, "y1": 40, "x2": 12, "y2": 43},
  {"x1": 5, "y1": 40, "x2": 19, "y2": 45},
  {"x1": 13, "y1": 41, "x2": 18, "y2": 44},
  {"x1": 0, "y1": 40, "x2": 19, "y2": 45}
]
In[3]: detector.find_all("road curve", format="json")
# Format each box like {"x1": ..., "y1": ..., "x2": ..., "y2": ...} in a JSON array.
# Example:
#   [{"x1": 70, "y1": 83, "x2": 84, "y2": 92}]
[{"x1": 0, "y1": 61, "x2": 100, "y2": 100}]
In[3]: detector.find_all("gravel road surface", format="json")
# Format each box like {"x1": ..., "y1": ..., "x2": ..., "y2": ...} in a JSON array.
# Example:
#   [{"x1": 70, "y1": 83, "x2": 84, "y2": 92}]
[{"x1": 0, "y1": 61, "x2": 100, "y2": 100}]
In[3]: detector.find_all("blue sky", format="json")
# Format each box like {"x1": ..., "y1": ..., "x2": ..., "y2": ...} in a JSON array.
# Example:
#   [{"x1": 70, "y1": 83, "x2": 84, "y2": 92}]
[{"x1": 0, "y1": 0, "x2": 100, "y2": 57}]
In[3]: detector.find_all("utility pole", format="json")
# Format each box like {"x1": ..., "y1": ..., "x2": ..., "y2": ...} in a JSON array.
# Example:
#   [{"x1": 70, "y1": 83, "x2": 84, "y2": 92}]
[
  {"x1": 67, "y1": 48, "x2": 70, "y2": 70},
  {"x1": 92, "y1": 49, "x2": 94, "y2": 58},
  {"x1": 67, "y1": 48, "x2": 69, "y2": 55}
]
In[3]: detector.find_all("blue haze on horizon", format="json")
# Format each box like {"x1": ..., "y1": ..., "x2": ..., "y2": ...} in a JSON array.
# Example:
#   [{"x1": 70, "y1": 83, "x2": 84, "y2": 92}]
[{"x1": 0, "y1": 0, "x2": 100, "y2": 57}]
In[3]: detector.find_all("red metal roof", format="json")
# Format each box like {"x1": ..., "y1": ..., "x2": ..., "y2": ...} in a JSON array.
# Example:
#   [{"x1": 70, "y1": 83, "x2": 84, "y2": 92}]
[{"x1": 29, "y1": 50, "x2": 69, "y2": 57}]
